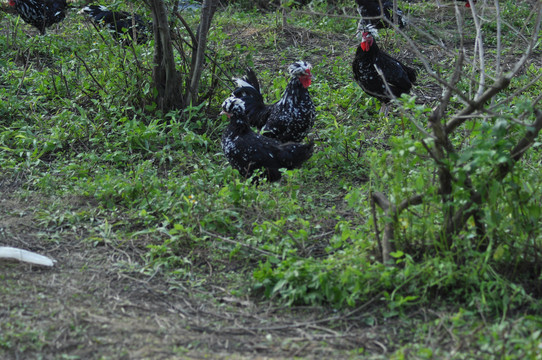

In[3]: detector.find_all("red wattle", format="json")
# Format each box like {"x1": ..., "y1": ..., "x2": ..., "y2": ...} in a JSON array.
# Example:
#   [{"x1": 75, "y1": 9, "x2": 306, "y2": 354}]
[
  {"x1": 361, "y1": 42, "x2": 370, "y2": 52},
  {"x1": 300, "y1": 76, "x2": 312, "y2": 88}
]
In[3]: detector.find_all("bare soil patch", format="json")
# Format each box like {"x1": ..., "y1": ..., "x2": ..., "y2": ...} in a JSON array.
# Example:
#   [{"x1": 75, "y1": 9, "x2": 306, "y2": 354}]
[{"x1": 0, "y1": 184, "x2": 410, "y2": 359}]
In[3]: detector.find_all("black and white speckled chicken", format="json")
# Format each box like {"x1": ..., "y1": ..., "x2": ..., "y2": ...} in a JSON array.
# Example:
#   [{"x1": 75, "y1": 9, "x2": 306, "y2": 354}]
[
  {"x1": 232, "y1": 61, "x2": 316, "y2": 143},
  {"x1": 221, "y1": 97, "x2": 314, "y2": 182},
  {"x1": 9, "y1": 0, "x2": 67, "y2": 35},
  {"x1": 79, "y1": 4, "x2": 151, "y2": 44},
  {"x1": 352, "y1": 26, "x2": 417, "y2": 113},
  {"x1": 355, "y1": 0, "x2": 406, "y2": 29}
]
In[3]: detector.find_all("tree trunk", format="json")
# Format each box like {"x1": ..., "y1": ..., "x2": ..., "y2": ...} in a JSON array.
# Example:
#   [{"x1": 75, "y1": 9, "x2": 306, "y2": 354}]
[
  {"x1": 185, "y1": 0, "x2": 218, "y2": 107},
  {"x1": 150, "y1": 0, "x2": 183, "y2": 112}
]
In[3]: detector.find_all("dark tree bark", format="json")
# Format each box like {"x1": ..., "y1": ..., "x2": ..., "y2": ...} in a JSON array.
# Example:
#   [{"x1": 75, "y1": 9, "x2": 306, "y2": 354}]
[
  {"x1": 150, "y1": 0, "x2": 183, "y2": 111},
  {"x1": 185, "y1": 0, "x2": 218, "y2": 106},
  {"x1": 148, "y1": 0, "x2": 217, "y2": 112}
]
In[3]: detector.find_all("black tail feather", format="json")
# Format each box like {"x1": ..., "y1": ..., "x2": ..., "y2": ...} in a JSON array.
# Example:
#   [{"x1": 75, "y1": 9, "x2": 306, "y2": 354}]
[
  {"x1": 243, "y1": 68, "x2": 261, "y2": 93},
  {"x1": 232, "y1": 69, "x2": 270, "y2": 129},
  {"x1": 278, "y1": 141, "x2": 314, "y2": 169},
  {"x1": 405, "y1": 65, "x2": 417, "y2": 84}
]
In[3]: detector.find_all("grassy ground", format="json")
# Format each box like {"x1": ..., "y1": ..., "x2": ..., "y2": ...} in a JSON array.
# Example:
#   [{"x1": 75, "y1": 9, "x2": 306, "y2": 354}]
[{"x1": 1, "y1": 0, "x2": 542, "y2": 358}]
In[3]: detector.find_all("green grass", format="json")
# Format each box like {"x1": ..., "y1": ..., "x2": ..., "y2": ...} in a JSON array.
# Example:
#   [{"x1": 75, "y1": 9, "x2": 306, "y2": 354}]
[{"x1": 1, "y1": 0, "x2": 542, "y2": 357}]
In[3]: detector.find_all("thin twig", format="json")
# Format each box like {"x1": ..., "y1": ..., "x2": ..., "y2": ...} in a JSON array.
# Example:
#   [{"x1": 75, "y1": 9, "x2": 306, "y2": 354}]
[
  {"x1": 201, "y1": 229, "x2": 280, "y2": 259},
  {"x1": 220, "y1": 295, "x2": 380, "y2": 332},
  {"x1": 468, "y1": 0, "x2": 486, "y2": 99},
  {"x1": 174, "y1": 12, "x2": 198, "y2": 45},
  {"x1": 497, "y1": 109, "x2": 542, "y2": 179},
  {"x1": 370, "y1": 190, "x2": 383, "y2": 262},
  {"x1": 73, "y1": 51, "x2": 108, "y2": 94},
  {"x1": 15, "y1": 50, "x2": 31, "y2": 96},
  {"x1": 445, "y1": 6, "x2": 542, "y2": 134},
  {"x1": 494, "y1": 0, "x2": 502, "y2": 76}
]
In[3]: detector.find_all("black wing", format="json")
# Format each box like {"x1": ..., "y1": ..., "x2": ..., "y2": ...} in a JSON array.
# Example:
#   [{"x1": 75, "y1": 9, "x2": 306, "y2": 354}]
[{"x1": 379, "y1": 54, "x2": 416, "y2": 97}]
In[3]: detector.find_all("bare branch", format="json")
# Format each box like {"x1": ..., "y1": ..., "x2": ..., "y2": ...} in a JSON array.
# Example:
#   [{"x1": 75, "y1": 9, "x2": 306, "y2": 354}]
[
  {"x1": 494, "y1": 0, "x2": 502, "y2": 75},
  {"x1": 420, "y1": 139, "x2": 443, "y2": 165},
  {"x1": 370, "y1": 191, "x2": 384, "y2": 262},
  {"x1": 428, "y1": 51, "x2": 465, "y2": 127},
  {"x1": 170, "y1": 15, "x2": 235, "y2": 93},
  {"x1": 393, "y1": 24, "x2": 474, "y2": 107},
  {"x1": 392, "y1": 0, "x2": 398, "y2": 28},
  {"x1": 445, "y1": 6, "x2": 541, "y2": 134},
  {"x1": 532, "y1": 92, "x2": 542, "y2": 110},
  {"x1": 372, "y1": 191, "x2": 391, "y2": 212},
  {"x1": 407, "y1": 116, "x2": 433, "y2": 139},
  {"x1": 174, "y1": 12, "x2": 197, "y2": 46},
  {"x1": 371, "y1": 192, "x2": 423, "y2": 263},
  {"x1": 186, "y1": 0, "x2": 218, "y2": 106},
  {"x1": 489, "y1": 72, "x2": 542, "y2": 119},
  {"x1": 397, "y1": 195, "x2": 424, "y2": 214},
  {"x1": 374, "y1": 63, "x2": 396, "y2": 103},
  {"x1": 371, "y1": 191, "x2": 395, "y2": 263},
  {"x1": 468, "y1": 0, "x2": 486, "y2": 99},
  {"x1": 74, "y1": 51, "x2": 108, "y2": 94},
  {"x1": 496, "y1": 109, "x2": 542, "y2": 180}
]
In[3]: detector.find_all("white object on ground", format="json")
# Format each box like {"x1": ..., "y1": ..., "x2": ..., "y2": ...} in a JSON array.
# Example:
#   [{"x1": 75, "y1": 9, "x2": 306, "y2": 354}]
[{"x1": 0, "y1": 247, "x2": 55, "y2": 267}]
